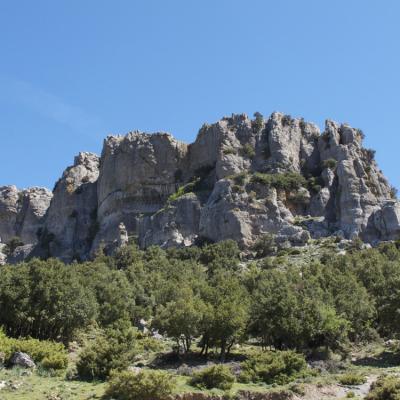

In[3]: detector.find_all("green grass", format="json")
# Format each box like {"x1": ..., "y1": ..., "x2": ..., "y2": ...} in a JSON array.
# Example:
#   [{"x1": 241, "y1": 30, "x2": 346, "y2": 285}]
[
  {"x1": 0, "y1": 368, "x2": 105, "y2": 400},
  {"x1": 3, "y1": 342, "x2": 400, "y2": 399}
]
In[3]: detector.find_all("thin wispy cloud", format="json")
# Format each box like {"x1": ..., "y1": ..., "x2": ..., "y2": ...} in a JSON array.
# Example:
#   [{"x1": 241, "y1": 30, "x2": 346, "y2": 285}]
[{"x1": 0, "y1": 76, "x2": 103, "y2": 136}]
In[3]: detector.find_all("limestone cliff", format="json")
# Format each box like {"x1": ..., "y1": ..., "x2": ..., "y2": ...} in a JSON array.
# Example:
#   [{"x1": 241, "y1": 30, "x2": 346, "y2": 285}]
[{"x1": 0, "y1": 112, "x2": 398, "y2": 263}]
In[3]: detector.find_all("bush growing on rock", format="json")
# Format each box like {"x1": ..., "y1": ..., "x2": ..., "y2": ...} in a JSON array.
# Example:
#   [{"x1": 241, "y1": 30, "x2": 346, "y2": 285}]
[
  {"x1": 190, "y1": 364, "x2": 235, "y2": 390},
  {"x1": 322, "y1": 158, "x2": 337, "y2": 170},
  {"x1": 239, "y1": 143, "x2": 256, "y2": 159},
  {"x1": 251, "y1": 172, "x2": 306, "y2": 191},
  {"x1": 223, "y1": 147, "x2": 237, "y2": 155},
  {"x1": 252, "y1": 112, "x2": 264, "y2": 132},
  {"x1": 104, "y1": 370, "x2": 176, "y2": 400},
  {"x1": 4, "y1": 236, "x2": 24, "y2": 255}
]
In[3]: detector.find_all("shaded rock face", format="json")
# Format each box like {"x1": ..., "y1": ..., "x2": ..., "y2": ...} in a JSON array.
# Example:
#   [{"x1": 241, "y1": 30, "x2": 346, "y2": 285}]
[{"x1": 0, "y1": 111, "x2": 398, "y2": 263}]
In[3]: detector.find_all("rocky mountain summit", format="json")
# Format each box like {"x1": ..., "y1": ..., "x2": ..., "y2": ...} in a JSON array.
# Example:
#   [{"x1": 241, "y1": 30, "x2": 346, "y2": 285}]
[{"x1": 1, "y1": 111, "x2": 399, "y2": 263}]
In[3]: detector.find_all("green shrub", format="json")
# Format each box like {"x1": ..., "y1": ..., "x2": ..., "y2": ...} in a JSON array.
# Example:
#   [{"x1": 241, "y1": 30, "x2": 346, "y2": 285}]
[
  {"x1": 167, "y1": 172, "x2": 213, "y2": 202},
  {"x1": 4, "y1": 236, "x2": 24, "y2": 255},
  {"x1": 232, "y1": 185, "x2": 245, "y2": 193},
  {"x1": 223, "y1": 147, "x2": 237, "y2": 155},
  {"x1": 307, "y1": 176, "x2": 323, "y2": 193},
  {"x1": 365, "y1": 148, "x2": 376, "y2": 161},
  {"x1": 252, "y1": 234, "x2": 276, "y2": 258},
  {"x1": 239, "y1": 144, "x2": 256, "y2": 159},
  {"x1": 41, "y1": 353, "x2": 68, "y2": 370},
  {"x1": 0, "y1": 330, "x2": 67, "y2": 370},
  {"x1": 239, "y1": 351, "x2": 307, "y2": 385},
  {"x1": 281, "y1": 114, "x2": 292, "y2": 126},
  {"x1": 251, "y1": 172, "x2": 306, "y2": 191},
  {"x1": 104, "y1": 370, "x2": 176, "y2": 400},
  {"x1": 77, "y1": 321, "x2": 138, "y2": 380},
  {"x1": 191, "y1": 364, "x2": 235, "y2": 391},
  {"x1": 289, "y1": 383, "x2": 306, "y2": 396},
  {"x1": 322, "y1": 158, "x2": 337, "y2": 170},
  {"x1": 168, "y1": 182, "x2": 194, "y2": 202},
  {"x1": 338, "y1": 372, "x2": 367, "y2": 386},
  {"x1": 252, "y1": 112, "x2": 264, "y2": 132},
  {"x1": 365, "y1": 375, "x2": 400, "y2": 400},
  {"x1": 231, "y1": 172, "x2": 247, "y2": 186}
]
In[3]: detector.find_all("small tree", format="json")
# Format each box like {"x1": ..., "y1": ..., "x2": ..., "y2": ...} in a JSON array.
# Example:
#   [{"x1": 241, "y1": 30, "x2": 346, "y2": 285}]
[
  {"x1": 252, "y1": 112, "x2": 264, "y2": 132},
  {"x1": 322, "y1": 158, "x2": 337, "y2": 170},
  {"x1": 5, "y1": 236, "x2": 24, "y2": 256},
  {"x1": 252, "y1": 234, "x2": 276, "y2": 258},
  {"x1": 200, "y1": 272, "x2": 249, "y2": 360},
  {"x1": 152, "y1": 287, "x2": 207, "y2": 354},
  {"x1": 77, "y1": 320, "x2": 138, "y2": 380}
]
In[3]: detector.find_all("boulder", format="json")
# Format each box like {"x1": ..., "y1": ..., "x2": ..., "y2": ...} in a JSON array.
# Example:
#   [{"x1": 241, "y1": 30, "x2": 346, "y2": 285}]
[{"x1": 10, "y1": 352, "x2": 35, "y2": 368}]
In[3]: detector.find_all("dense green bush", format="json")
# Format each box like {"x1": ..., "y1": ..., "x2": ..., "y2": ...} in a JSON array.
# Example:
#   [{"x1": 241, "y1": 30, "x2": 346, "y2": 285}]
[
  {"x1": 322, "y1": 158, "x2": 338, "y2": 169},
  {"x1": 338, "y1": 372, "x2": 367, "y2": 385},
  {"x1": 251, "y1": 172, "x2": 307, "y2": 191},
  {"x1": 0, "y1": 329, "x2": 67, "y2": 370},
  {"x1": 252, "y1": 112, "x2": 264, "y2": 132},
  {"x1": 0, "y1": 258, "x2": 98, "y2": 342},
  {"x1": 191, "y1": 364, "x2": 235, "y2": 390},
  {"x1": 365, "y1": 375, "x2": 400, "y2": 400},
  {"x1": 40, "y1": 353, "x2": 68, "y2": 370},
  {"x1": 77, "y1": 321, "x2": 138, "y2": 380},
  {"x1": 4, "y1": 236, "x2": 24, "y2": 255},
  {"x1": 223, "y1": 147, "x2": 237, "y2": 155},
  {"x1": 252, "y1": 234, "x2": 276, "y2": 257},
  {"x1": 104, "y1": 370, "x2": 176, "y2": 400},
  {"x1": 239, "y1": 351, "x2": 307, "y2": 385}
]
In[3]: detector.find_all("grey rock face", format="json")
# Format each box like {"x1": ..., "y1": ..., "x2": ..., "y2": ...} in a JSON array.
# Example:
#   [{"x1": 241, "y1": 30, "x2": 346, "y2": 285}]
[
  {"x1": 138, "y1": 114, "x2": 398, "y2": 248},
  {"x1": 1, "y1": 112, "x2": 399, "y2": 263},
  {"x1": 0, "y1": 186, "x2": 20, "y2": 243},
  {"x1": 94, "y1": 132, "x2": 187, "y2": 252},
  {"x1": 0, "y1": 243, "x2": 6, "y2": 265},
  {"x1": 17, "y1": 187, "x2": 53, "y2": 244},
  {"x1": 373, "y1": 201, "x2": 400, "y2": 240},
  {"x1": 139, "y1": 193, "x2": 201, "y2": 248},
  {"x1": 0, "y1": 185, "x2": 52, "y2": 261},
  {"x1": 41, "y1": 152, "x2": 99, "y2": 261}
]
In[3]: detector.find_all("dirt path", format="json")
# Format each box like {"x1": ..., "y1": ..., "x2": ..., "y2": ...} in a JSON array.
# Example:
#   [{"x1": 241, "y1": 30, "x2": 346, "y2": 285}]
[{"x1": 302, "y1": 375, "x2": 377, "y2": 400}]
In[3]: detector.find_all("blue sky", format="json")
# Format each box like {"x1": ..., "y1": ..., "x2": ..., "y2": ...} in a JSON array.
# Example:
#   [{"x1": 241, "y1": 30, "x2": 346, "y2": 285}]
[{"x1": 0, "y1": 0, "x2": 399, "y2": 189}]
